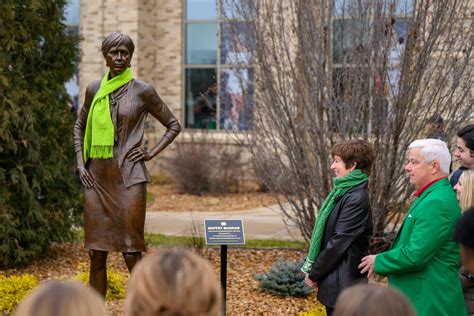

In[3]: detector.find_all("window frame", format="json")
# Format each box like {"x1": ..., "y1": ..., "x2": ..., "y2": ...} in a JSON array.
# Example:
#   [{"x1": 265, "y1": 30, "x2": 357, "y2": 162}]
[
  {"x1": 182, "y1": 0, "x2": 254, "y2": 132},
  {"x1": 330, "y1": 0, "x2": 414, "y2": 127},
  {"x1": 331, "y1": 0, "x2": 414, "y2": 69},
  {"x1": 64, "y1": 0, "x2": 80, "y2": 112}
]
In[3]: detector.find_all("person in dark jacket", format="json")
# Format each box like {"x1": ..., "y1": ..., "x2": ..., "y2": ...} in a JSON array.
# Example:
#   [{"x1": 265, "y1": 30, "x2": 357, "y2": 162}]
[
  {"x1": 454, "y1": 172, "x2": 474, "y2": 315},
  {"x1": 456, "y1": 206, "x2": 474, "y2": 315},
  {"x1": 456, "y1": 206, "x2": 474, "y2": 276},
  {"x1": 302, "y1": 140, "x2": 374, "y2": 316}
]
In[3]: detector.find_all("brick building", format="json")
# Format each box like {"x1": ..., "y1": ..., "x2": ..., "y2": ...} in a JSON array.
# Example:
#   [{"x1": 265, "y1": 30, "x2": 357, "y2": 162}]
[{"x1": 70, "y1": 0, "x2": 472, "y2": 175}]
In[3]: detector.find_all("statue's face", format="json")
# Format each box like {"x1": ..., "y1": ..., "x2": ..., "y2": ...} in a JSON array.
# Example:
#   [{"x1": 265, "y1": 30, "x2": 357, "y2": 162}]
[{"x1": 105, "y1": 44, "x2": 132, "y2": 78}]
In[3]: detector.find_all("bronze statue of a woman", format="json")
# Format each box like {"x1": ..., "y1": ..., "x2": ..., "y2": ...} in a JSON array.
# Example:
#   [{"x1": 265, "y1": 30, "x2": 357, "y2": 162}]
[{"x1": 73, "y1": 32, "x2": 181, "y2": 297}]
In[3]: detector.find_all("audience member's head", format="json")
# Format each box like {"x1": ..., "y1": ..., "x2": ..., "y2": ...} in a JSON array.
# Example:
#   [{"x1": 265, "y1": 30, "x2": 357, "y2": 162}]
[
  {"x1": 125, "y1": 249, "x2": 222, "y2": 316},
  {"x1": 15, "y1": 280, "x2": 108, "y2": 316},
  {"x1": 333, "y1": 284, "x2": 416, "y2": 316},
  {"x1": 330, "y1": 140, "x2": 375, "y2": 176},
  {"x1": 454, "y1": 170, "x2": 474, "y2": 210},
  {"x1": 425, "y1": 114, "x2": 445, "y2": 139},
  {"x1": 455, "y1": 206, "x2": 474, "y2": 274},
  {"x1": 454, "y1": 125, "x2": 474, "y2": 169}
]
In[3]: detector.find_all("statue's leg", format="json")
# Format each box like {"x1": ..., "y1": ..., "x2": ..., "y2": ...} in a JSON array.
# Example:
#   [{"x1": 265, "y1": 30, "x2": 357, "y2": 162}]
[
  {"x1": 89, "y1": 249, "x2": 108, "y2": 298},
  {"x1": 122, "y1": 252, "x2": 142, "y2": 273}
]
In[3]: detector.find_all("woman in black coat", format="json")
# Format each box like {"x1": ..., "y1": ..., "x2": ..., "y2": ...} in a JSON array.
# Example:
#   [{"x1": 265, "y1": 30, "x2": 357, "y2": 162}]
[{"x1": 302, "y1": 140, "x2": 374, "y2": 316}]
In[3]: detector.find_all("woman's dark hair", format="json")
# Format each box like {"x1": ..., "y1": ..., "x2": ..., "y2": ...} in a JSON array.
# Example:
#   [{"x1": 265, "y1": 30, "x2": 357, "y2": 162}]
[
  {"x1": 101, "y1": 32, "x2": 135, "y2": 57},
  {"x1": 457, "y1": 124, "x2": 474, "y2": 151},
  {"x1": 331, "y1": 140, "x2": 375, "y2": 175}
]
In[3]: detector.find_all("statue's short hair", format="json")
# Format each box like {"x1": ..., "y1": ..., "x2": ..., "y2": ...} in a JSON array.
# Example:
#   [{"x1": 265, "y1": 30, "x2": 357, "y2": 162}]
[
  {"x1": 101, "y1": 32, "x2": 135, "y2": 57},
  {"x1": 408, "y1": 139, "x2": 451, "y2": 175}
]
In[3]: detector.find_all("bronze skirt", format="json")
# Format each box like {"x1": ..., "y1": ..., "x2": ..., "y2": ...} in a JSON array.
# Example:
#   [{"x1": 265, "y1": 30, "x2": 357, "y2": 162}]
[{"x1": 83, "y1": 152, "x2": 146, "y2": 253}]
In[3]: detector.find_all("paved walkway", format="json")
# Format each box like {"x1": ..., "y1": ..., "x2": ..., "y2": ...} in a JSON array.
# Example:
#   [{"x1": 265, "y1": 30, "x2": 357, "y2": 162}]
[{"x1": 145, "y1": 204, "x2": 305, "y2": 241}]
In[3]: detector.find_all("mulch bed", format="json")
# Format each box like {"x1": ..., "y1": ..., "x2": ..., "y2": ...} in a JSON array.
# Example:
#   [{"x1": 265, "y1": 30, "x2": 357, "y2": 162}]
[
  {"x1": 2, "y1": 243, "x2": 321, "y2": 315},
  {"x1": 2, "y1": 183, "x2": 321, "y2": 314},
  {"x1": 147, "y1": 183, "x2": 279, "y2": 212}
]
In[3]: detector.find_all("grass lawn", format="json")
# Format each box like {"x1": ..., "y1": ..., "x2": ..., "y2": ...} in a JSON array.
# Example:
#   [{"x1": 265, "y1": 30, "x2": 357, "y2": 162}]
[
  {"x1": 144, "y1": 232, "x2": 307, "y2": 249},
  {"x1": 73, "y1": 228, "x2": 307, "y2": 250}
]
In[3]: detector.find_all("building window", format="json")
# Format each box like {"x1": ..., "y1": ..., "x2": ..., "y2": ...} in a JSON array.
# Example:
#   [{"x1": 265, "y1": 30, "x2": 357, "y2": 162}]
[
  {"x1": 332, "y1": 0, "x2": 413, "y2": 65},
  {"x1": 184, "y1": 0, "x2": 254, "y2": 131},
  {"x1": 331, "y1": 0, "x2": 413, "y2": 129},
  {"x1": 64, "y1": 0, "x2": 80, "y2": 113}
]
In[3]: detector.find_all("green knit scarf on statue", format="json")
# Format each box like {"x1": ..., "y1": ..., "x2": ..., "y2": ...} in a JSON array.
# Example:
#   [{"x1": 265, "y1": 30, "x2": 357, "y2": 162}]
[
  {"x1": 83, "y1": 68, "x2": 133, "y2": 162},
  {"x1": 301, "y1": 169, "x2": 368, "y2": 274}
]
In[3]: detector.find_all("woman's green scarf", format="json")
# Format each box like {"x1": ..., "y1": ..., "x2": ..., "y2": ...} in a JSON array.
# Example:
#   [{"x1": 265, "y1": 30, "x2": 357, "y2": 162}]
[
  {"x1": 301, "y1": 169, "x2": 368, "y2": 274},
  {"x1": 83, "y1": 68, "x2": 134, "y2": 162}
]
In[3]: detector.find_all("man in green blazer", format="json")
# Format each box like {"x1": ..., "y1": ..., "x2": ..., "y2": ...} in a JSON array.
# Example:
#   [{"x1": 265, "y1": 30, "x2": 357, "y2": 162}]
[{"x1": 359, "y1": 139, "x2": 466, "y2": 316}]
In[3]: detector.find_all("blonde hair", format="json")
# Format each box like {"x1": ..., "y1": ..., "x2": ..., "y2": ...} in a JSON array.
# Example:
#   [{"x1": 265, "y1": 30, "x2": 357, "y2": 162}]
[
  {"x1": 460, "y1": 170, "x2": 474, "y2": 210},
  {"x1": 333, "y1": 284, "x2": 416, "y2": 316},
  {"x1": 125, "y1": 249, "x2": 222, "y2": 316},
  {"x1": 15, "y1": 280, "x2": 108, "y2": 316}
]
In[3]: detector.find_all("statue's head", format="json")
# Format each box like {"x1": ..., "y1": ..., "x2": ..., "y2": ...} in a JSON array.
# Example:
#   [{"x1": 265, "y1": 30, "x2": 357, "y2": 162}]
[
  {"x1": 101, "y1": 32, "x2": 135, "y2": 77},
  {"x1": 101, "y1": 32, "x2": 135, "y2": 58}
]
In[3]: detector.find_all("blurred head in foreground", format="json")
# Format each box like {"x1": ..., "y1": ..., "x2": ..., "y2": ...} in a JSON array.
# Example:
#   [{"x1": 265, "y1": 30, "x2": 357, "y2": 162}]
[
  {"x1": 333, "y1": 284, "x2": 416, "y2": 316},
  {"x1": 15, "y1": 280, "x2": 108, "y2": 316},
  {"x1": 125, "y1": 249, "x2": 222, "y2": 316}
]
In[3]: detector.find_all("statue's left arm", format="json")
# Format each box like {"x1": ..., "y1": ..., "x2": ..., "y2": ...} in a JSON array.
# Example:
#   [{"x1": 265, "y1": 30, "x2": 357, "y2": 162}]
[{"x1": 127, "y1": 84, "x2": 181, "y2": 162}]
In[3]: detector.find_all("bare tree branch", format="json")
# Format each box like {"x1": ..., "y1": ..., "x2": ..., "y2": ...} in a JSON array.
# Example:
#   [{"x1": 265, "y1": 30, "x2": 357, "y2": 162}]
[{"x1": 229, "y1": 0, "x2": 472, "y2": 247}]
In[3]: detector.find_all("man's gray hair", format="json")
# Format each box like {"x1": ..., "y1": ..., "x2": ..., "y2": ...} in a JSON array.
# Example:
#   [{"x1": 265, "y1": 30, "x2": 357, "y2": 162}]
[{"x1": 408, "y1": 139, "x2": 451, "y2": 175}]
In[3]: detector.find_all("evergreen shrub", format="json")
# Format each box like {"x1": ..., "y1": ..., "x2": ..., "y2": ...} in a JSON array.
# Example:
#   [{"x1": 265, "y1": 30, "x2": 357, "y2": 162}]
[
  {"x1": 255, "y1": 259, "x2": 312, "y2": 297},
  {"x1": 0, "y1": 1, "x2": 81, "y2": 267}
]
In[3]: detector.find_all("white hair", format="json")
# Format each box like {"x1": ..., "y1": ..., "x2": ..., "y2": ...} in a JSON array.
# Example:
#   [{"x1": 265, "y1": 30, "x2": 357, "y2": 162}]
[{"x1": 408, "y1": 139, "x2": 451, "y2": 174}]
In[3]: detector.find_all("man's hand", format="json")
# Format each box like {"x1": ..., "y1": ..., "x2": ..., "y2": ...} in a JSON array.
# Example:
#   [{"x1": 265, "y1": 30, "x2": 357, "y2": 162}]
[
  {"x1": 304, "y1": 274, "x2": 318, "y2": 288},
  {"x1": 359, "y1": 255, "x2": 377, "y2": 279},
  {"x1": 127, "y1": 147, "x2": 152, "y2": 162},
  {"x1": 78, "y1": 166, "x2": 94, "y2": 188}
]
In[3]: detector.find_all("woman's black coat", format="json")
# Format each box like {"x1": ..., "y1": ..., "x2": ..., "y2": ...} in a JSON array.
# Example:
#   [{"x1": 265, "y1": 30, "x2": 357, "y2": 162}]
[{"x1": 308, "y1": 181, "x2": 373, "y2": 308}]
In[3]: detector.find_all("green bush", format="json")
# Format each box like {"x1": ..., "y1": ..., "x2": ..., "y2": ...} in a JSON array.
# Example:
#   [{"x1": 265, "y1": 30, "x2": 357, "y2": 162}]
[
  {"x1": 255, "y1": 259, "x2": 312, "y2": 297},
  {"x1": 74, "y1": 271, "x2": 127, "y2": 301},
  {"x1": 0, "y1": 1, "x2": 81, "y2": 267},
  {"x1": 0, "y1": 274, "x2": 38, "y2": 314}
]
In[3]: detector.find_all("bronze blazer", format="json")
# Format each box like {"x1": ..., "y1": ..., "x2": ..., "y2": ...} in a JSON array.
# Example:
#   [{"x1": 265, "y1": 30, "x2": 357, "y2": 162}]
[{"x1": 74, "y1": 79, "x2": 181, "y2": 188}]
